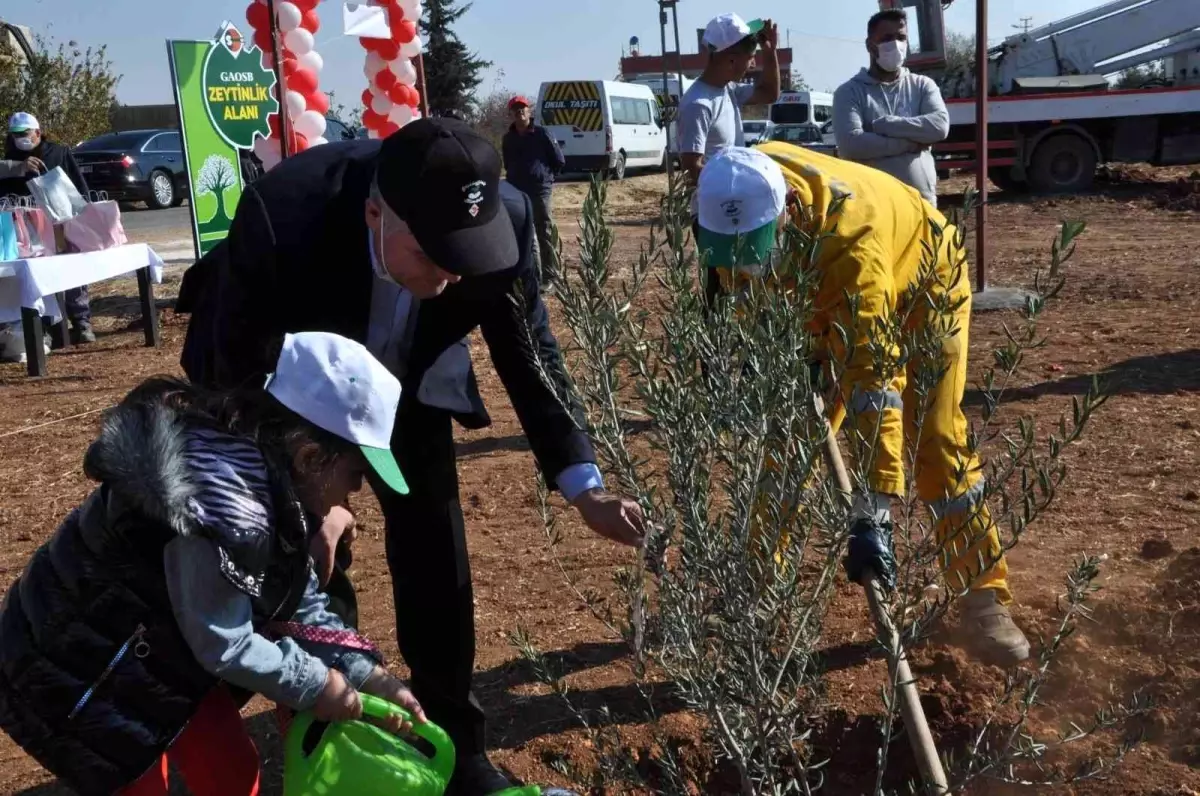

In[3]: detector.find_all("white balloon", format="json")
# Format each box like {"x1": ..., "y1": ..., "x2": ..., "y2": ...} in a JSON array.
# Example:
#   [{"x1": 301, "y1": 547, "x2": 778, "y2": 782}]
[
  {"x1": 398, "y1": 0, "x2": 422, "y2": 19},
  {"x1": 364, "y1": 51, "x2": 387, "y2": 78},
  {"x1": 285, "y1": 90, "x2": 307, "y2": 120},
  {"x1": 283, "y1": 27, "x2": 314, "y2": 56},
  {"x1": 309, "y1": 136, "x2": 329, "y2": 148},
  {"x1": 389, "y1": 57, "x2": 418, "y2": 86},
  {"x1": 367, "y1": 128, "x2": 381, "y2": 139},
  {"x1": 298, "y1": 50, "x2": 324, "y2": 73},
  {"x1": 261, "y1": 149, "x2": 283, "y2": 171},
  {"x1": 275, "y1": 1, "x2": 302, "y2": 32},
  {"x1": 371, "y1": 93, "x2": 394, "y2": 116},
  {"x1": 399, "y1": 37, "x2": 422, "y2": 59},
  {"x1": 389, "y1": 103, "x2": 414, "y2": 127},
  {"x1": 293, "y1": 110, "x2": 327, "y2": 140}
]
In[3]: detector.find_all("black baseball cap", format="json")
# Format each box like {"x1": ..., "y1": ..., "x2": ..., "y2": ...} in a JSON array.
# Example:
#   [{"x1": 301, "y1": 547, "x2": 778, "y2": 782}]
[{"x1": 376, "y1": 117, "x2": 519, "y2": 276}]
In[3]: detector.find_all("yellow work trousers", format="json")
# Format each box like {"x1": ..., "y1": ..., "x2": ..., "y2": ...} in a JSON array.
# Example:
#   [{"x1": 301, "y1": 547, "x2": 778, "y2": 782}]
[{"x1": 826, "y1": 289, "x2": 1011, "y2": 603}]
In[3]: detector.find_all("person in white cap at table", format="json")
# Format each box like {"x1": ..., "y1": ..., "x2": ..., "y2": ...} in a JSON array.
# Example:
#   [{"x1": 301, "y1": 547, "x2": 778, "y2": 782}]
[
  {"x1": 695, "y1": 142, "x2": 1031, "y2": 667},
  {"x1": 0, "y1": 111, "x2": 96, "y2": 345},
  {"x1": 177, "y1": 117, "x2": 643, "y2": 795},
  {"x1": 677, "y1": 12, "x2": 781, "y2": 185},
  {"x1": 0, "y1": 331, "x2": 427, "y2": 796}
]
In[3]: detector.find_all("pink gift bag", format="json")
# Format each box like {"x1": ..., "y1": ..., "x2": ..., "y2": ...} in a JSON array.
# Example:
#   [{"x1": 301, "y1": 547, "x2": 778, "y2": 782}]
[{"x1": 62, "y1": 200, "x2": 128, "y2": 253}]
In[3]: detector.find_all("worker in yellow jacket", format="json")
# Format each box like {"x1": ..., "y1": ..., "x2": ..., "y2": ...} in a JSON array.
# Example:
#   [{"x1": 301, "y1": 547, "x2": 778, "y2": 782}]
[{"x1": 694, "y1": 142, "x2": 1029, "y2": 666}]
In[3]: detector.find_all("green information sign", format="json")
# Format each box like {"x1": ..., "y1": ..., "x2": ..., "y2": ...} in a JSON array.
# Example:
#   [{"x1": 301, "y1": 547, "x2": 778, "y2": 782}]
[{"x1": 168, "y1": 22, "x2": 278, "y2": 257}]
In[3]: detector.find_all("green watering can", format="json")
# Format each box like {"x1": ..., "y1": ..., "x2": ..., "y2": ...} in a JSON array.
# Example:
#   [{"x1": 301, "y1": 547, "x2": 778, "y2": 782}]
[{"x1": 284, "y1": 693, "x2": 543, "y2": 796}]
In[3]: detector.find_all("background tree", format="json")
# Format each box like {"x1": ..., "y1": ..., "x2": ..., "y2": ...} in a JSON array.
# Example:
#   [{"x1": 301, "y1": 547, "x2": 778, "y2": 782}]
[
  {"x1": 1114, "y1": 60, "x2": 1168, "y2": 89},
  {"x1": 420, "y1": 0, "x2": 490, "y2": 117},
  {"x1": 943, "y1": 31, "x2": 976, "y2": 73},
  {"x1": 326, "y1": 90, "x2": 363, "y2": 131},
  {"x1": 0, "y1": 35, "x2": 120, "y2": 147},
  {"x1": 196, "y1": 154, "x2": 237, "y2": 223}
]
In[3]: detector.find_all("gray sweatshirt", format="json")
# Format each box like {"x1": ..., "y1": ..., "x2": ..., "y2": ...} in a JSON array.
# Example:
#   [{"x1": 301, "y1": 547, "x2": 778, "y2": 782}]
[{"x1": 833, "y1": 67, "x2": 949, "y2": 207}]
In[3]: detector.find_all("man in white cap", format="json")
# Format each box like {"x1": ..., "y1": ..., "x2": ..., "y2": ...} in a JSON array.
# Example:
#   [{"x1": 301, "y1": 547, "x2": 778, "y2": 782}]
[
  {"x1": 0, "y1": 112, "x2": 96, "y2": 345},
  {"x1": 678, "y1": 12, "x2": 781, "y2": 183},
  {"x1": 695, "y1": 143, "x2": 1031, "y2": 668}
]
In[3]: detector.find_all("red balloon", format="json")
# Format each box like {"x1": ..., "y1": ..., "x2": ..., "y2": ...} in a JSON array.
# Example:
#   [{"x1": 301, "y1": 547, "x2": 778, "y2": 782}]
[
  {"x1": 291, "y1": 132, "x2": 311, "y2": 153},
  {"x1": 281, "y1": 56, "x2": 300, "y2": 75},
  {"x1": 392, "y1": 19, "x2": 417, "y2": 44},
  {"x1": 359, "y1": 37, "x2": 380, "y2": 53},
  {"x1": 375, "y1": 69, "x2": 397, "y2": 92},
  {"x1": 284, "y1": 66, "x2": 318, "y2": 96},
  {"x1": 361, "y1": 88, "x2": 375, "y2": 108},
  {"x1": 253, "y1": 27, "x2": 275, "y2": 54},
  {"x1": 246, "y1": 2, "x2": 270, "y2": 32},
  {"x1": 386, "y1": 83, "x2": 405, "y2": 105},
  {"x1": 361, "y1": 109, "x2": 385, "y2": 130},
  {"x1": 267, "y1": 113, "x2": 281, "y2": 138},
  {"x1": 381, "y1": 122, "x2": 401, "y2": 138},
  {"x1": 375, "y1": 40, "x2": 400, "y2": 61},
  {"x1": 290, "y1": 0, "x2": 319, "y2": 10},
  {"x1": 301, "y1": 8, "x2": 321, "y2": 34},
  {"x1": 306, "y1": 90, "x2": 330, "y2": 116}
]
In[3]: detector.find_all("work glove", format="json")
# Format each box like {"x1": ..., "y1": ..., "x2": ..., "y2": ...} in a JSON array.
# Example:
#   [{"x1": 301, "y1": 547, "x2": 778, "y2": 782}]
[{"x1": 843, "y1": 517, "x2": 898, "y2": 591}]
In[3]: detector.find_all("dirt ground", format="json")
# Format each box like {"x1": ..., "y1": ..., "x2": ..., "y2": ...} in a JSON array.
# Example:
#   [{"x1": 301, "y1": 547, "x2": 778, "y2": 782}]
[{"x1": 0, "y1": 165, "x2": 1198, "y2": 795}]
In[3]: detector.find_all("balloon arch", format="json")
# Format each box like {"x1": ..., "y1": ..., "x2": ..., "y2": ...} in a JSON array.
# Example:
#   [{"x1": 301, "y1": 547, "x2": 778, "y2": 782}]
[{"x1": 245, "y1": 0, "x2": 425, "y2": 171}]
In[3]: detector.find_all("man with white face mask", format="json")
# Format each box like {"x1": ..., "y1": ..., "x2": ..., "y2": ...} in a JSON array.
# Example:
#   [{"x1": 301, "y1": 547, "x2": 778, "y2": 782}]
[{"x1": 833, "y1": 9, "x2": 949, "y2": 206}]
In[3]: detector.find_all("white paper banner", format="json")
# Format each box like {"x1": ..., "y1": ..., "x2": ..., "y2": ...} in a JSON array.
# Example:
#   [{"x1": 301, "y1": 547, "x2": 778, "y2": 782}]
[{"x1": 343, "y1": 3, "x2": 392, "y2": 39}]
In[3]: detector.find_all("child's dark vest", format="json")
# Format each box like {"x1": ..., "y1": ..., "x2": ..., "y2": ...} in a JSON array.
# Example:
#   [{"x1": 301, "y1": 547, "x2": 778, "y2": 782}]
[{"x1": 0, "y1": 395, "x2": 312, "y2": 796}]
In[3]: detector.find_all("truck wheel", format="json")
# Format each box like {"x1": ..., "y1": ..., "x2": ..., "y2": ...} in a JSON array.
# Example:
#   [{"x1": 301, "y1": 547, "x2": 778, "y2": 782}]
[
  {"x1": 1028, "y1": 134, "x2": 1097, "y2": 193},
  {"x1": 988, "y1": 165, "x2": 1027, "y2": 193},
  {"x1": 611, "y1": 152, "x2": 627, "y2": 181}
]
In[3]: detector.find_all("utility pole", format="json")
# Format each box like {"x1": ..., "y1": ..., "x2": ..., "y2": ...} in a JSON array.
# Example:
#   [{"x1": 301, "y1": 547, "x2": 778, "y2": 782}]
[
  {"x1": 1013, "y1": 16, "x2": 1033, "y2": 34},
  {"x1": 975, "y1": 0, "x2": 989, "y2": 291},
  {"x1": 657, "y1": 0, "x2": 684, "y2": 183}
]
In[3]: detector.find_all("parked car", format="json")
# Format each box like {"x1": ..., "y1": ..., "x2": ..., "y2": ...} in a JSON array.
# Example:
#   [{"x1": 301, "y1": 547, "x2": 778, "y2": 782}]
[
  {"x1": 743, "y1": 119, "x2": 774, "y2": 145},
  {"x1": 767, "y1": 123, "x2": 838, "y2": 156},
  {"x1": 72, "y1": 129, "x2": 187, "y2": 210}
]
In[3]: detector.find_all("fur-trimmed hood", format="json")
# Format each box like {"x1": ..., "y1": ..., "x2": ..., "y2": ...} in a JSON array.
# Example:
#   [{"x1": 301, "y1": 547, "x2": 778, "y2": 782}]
[{"x1": 83, "y1": 399, "x2": 201, "y2": 538}]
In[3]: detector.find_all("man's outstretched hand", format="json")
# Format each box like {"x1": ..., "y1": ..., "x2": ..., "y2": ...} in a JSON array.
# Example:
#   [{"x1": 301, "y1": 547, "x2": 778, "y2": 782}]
[
  {"x1": 311, "y1": 504, "x2": 358, "y2": 586},
  {"x1": 572, "y1": 489, "x2": 646, "y2": 547}
]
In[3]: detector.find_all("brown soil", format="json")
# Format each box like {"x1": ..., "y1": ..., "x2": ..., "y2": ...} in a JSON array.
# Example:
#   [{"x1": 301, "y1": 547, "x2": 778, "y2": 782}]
[{"x1": 1, "y1": 170, "x2": 1199, "y2": 795}]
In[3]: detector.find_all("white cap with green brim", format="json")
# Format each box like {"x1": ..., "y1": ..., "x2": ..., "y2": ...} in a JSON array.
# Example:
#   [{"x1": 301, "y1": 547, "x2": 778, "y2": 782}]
[
  {"x1": 8, "y1": 113, "x2": 39, "y2": 133},
  {"x1": 702, "y1": 13, "x2": 765, "y2": 52},
  {"x1": 265, "y1": 331, "x2": 409, "y2": 495},
  {"x1": 696, "y1": 146, "x2": 788, "y2": 269}
]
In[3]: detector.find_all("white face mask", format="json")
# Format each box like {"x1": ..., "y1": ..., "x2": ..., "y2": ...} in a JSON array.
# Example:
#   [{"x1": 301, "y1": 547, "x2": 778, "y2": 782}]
[
  {"x1": 875, "y1": 40, "x2": 907, "y2": 72},
  {"x1": 13, "y1": 137, "x2": 36, "y2": 152}
]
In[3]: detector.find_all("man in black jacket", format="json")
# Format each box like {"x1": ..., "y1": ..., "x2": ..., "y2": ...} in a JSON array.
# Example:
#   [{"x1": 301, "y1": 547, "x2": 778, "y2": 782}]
[
  {"x1": 501, "y1": 96, "x2": 565, "y2": 285},
  {"x1": 0, "y1": 112, "x2": 95, "y2": 344},
  {"x1": 178, "y1": 118, "x2": 644, "y2": 795}
]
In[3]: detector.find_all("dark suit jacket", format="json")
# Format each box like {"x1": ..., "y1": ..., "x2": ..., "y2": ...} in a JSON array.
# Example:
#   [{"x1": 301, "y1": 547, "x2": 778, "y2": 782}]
[{"x1": 177, "y1": 139, "x2": 595, "y2": 483}]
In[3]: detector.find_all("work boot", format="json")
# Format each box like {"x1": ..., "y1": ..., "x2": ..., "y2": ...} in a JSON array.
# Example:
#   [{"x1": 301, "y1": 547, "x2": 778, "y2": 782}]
[
  {"x1": 71, "y1": 321, "x2": 96, "y2": 345},
  {"x1": 447, "y1": 753, "x2": 516, "y2": 796},
  {"x1": 958, "y1": 589, "x2": 1031, "y2": 666}
]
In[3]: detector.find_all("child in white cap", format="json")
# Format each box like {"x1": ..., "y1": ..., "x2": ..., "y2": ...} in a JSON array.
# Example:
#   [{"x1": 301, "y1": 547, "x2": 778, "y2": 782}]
[{"x1": 0, "y1": 331, "x2": 424, "y2": 796}]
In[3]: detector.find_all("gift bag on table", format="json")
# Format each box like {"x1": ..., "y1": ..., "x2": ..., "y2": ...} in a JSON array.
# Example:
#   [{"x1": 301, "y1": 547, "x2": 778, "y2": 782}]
[
  {"x1": 0, "y1": 212, "x2": 18, "y2": 261},
  {"x1": 63, "y1": 195, "x2": 127, "y2": 253},
  {"x1": 27, "y1": 166, "x2": 88, "y2": 224},
  {"x1": 21, "y1": 207, "x2": 54, "y2": 256}
]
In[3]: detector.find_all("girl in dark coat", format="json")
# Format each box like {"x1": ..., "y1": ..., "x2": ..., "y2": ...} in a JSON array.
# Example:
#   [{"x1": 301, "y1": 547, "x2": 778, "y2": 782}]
[{"x1": 0, "y1": 331, "x2": 424, "y2": 796}]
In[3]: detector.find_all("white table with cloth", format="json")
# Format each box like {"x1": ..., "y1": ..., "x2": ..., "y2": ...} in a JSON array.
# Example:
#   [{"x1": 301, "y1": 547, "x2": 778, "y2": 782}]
[{"x1": 0, "y1": 243, "x2": 164, "y2": 375}]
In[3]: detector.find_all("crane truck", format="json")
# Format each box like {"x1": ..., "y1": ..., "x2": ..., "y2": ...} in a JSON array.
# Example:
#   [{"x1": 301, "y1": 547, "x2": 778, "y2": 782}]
[{"x1": 879, "y1": 0, "x2": 1200, "y2": 192}]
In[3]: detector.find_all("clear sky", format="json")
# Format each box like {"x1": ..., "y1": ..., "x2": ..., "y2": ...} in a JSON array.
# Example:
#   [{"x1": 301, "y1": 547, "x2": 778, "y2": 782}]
[{"x1": 13, "y1": 0, "x2": 1109, "y2": 108}]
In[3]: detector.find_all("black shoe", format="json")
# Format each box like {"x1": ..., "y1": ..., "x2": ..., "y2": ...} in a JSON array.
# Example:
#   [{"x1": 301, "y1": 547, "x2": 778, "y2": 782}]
[
  {"x1": 71, "y1": 322, "x2": 96, "y2": 344},
  {"x1": 446, "y1": 753, "x2": 516, "y2": 796}
]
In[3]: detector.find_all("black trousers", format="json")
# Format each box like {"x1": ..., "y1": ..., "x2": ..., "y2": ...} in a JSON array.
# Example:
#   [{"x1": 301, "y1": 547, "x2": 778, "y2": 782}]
[{"x1": 326, "y1": 399, "x2": 485, "y2": 756}]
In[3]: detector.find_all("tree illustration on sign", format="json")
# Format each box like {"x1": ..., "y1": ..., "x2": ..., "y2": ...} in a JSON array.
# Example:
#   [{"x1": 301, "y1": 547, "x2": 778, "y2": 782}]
[{"x1": 196, "y1": 154, "x2": 237, "y2": 223}]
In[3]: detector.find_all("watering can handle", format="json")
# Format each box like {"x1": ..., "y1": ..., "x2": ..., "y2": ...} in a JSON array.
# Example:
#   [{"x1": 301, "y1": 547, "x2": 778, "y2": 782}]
[{"x1": 359, "y1": 693, "x2": 457, "y2": 784}]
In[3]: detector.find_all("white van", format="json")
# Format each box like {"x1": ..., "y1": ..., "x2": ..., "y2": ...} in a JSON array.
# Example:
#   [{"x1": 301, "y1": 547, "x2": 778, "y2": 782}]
[
  {"x1": 536, "y1": 80, "x2": 667, "y2": 179},
  {"x1": 770, "y1": 91, "x2": 835, "y2": 129},
  {"x1": 626, "y1": 74, "x2": 696, "y2": 158}
]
